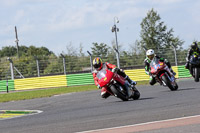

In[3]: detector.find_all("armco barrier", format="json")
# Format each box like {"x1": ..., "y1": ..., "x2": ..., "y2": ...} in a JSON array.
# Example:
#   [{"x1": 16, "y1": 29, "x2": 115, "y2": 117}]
[
  {"x1": 124, "y1": 66, "x2": 179, "y2": 81},
  {"x1": 14, "y1": 75, "x2": 67, "y2": 90},
  {"x1": 66, "y1": 73, "x2": 94, "y2": 86},
  {"x1": 124, "y1": 69, "x2": 149, "y2": 81},
  {"x1": 172, "y1": 66, "x2": 179, "y2": 79},
  {"x1": 177, "y1": 65, "x2": 191, "y2": 78},
  {"x1": 0, "y1": 80, "x2": 14, "y2": 92},
  {"x1": 0, "y1": 66, "x2": 192, "y2": 92}
]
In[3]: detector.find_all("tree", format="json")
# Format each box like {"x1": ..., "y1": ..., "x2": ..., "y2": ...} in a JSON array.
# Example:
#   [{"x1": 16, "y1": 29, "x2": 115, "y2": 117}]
[
  {"x1": 27, "y1": 45, "x2": 54, "y2": 57},
  {"x1": 139, "y1": 8, "x2": 184, "y2": 52},
  {"x1": 91, "y1": 43, "x2": 110, "y2": 58},
  {"x1": 79, "y1": 43, "x2": 85, "y2": 57},
  {"x1": 0, "y1": 46, "x2": 17, "y2": 57}
]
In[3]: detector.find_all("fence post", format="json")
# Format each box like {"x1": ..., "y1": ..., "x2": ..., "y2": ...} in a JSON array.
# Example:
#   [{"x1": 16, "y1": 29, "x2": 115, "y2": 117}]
[
  {"x1": 87, "y1": 51, "x2": 93, "y2": 73},
  {"x1": 34, "y1": 56, "x2": 40, "y2": 77},
  {"x1": 114, "y1": 48, "x2": 120, "y2": 69},
  {"x1": 61, "y1": 54, "x2": 66, "y2": 75},
  {"x1": 6, "y1": 73, "x2": 9, "y2": 93},
  {"x1": 7, "y1": 57, "x2": 14, "y2": 80},
  {"x1": 171, "y1": 44, "x2": 178, "y2": 66}
]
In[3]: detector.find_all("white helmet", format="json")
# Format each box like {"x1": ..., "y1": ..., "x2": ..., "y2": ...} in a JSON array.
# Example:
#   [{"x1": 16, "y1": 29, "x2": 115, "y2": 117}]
[{"x1": 146, "y1": 49, "x2": 155, "y2": 60}]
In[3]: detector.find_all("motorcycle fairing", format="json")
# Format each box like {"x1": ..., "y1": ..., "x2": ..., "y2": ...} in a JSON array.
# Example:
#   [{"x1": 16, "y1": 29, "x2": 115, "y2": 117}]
[
  {"x1": 97, "y1": 69, "x2": 114, "y2": 87},
  {"x1": 150, "y1": 58, "x2": 165, "y2": 74},
  {"x1": 190, "y1": 54, "x2": 200, "y2": 66},
  {"x1": 96, "y1": 68, "x2": 126, "y2": 88},
  {"x1": 113, "y1": 73, "x2": 126, "y2": 85},
  {"x1": 150, "y1": 58, "x2": 175, "y2": 85}
]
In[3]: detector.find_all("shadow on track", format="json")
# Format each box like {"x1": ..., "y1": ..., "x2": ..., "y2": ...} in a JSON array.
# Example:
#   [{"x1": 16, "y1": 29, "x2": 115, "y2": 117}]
[
  {"x1": 162, "y1": 87, "x2": 197, "y2": 92},
  {"x1": 112, "y1": 97, "x2": 155, "y2": 103},
  {"x1": 177, "y1": 87, "x2": 198, "y2": 91},
  {"x1": 137, "y1": 97, "x2": 155, "y2": 101}
]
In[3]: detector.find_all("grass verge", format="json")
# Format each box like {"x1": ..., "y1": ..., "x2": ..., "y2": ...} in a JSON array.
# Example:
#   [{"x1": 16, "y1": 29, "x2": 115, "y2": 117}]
[{"x1": 0, "y1": 80, "x2": 149, "y2": 103}]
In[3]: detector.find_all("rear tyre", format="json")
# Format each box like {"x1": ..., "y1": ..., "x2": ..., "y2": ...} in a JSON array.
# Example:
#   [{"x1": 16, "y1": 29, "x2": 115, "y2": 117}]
[
  {"x1": 161, "y1": 75, "x2": 177, "y2": 91},
  {"x1": 110, "y1": 85, "x2": 128, "y2": 101},
  {"x1": 194, "y1": 67, "x2": 199, "y2": 82},
  {"x1": 173, "y1": 82, "x2": 178, "y2": 90},
  {"x1": 132, "y1": 87, "x2": 140, "y2": 100}
]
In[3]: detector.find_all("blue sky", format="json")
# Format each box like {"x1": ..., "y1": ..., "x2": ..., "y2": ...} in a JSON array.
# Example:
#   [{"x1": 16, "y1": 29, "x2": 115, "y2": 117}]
[{"x1": 0, "y1": 0, "x2": 200, "y2": 55}]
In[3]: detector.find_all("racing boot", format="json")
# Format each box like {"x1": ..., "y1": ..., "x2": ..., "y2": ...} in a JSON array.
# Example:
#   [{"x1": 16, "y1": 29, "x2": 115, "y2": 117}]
[
  {"x1": 124, "y1": 81, "x2": 133, "y2": 98},
  {"x1": 185, "y1": 62, "x2": 189, "y2": 69},
  {"x1": 125, "y1": 76, "x2": 137, "y2": 86}
]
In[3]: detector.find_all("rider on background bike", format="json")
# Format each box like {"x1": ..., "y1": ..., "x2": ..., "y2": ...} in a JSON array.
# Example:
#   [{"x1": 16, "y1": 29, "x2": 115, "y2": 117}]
[
  {"x1": 185, "y1": 42, "x2": 200, "y2": 69},
  {"x1": 92, "y1": 57, "x2": 136, "y2": 98},
  {"x1": 144, "y1": 49, "x2": 176, "y2": 85}
]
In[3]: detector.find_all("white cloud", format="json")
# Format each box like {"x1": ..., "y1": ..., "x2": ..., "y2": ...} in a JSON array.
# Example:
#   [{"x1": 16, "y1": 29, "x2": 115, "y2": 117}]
[
  {"x1": 0, "y1": 25, "x2": 13, "y2": 36},
  {"x1": 1, "y1": 0, "x2": 54, "y2": 6},
  {"x1": 0, "y1": 0, "x2": 199, "y2": 53},
  {"x1": 187, "y1": 1, "x2": 200, "y2": 23},
  {"x1": 47, "y1": 8, "x2": 86, "y2": 31},
  {"x1": 149, "y1": 0, "x2": 184, "y2": 4},
  {"x1": 19, "y1": 24, "x2": 35, "y2": 33},
  {"x1": 14, "y1": 10, "x2": 25, "y2": 23},
  {"x1": 1, "y1": 0, "x2": 19, "y2": 6},
  {"x1": 0, "y1": 38, "x2": 16, "y2": 48},
  {"x1": 45, "y1": 1, "x2": 147, "y2": 32}
]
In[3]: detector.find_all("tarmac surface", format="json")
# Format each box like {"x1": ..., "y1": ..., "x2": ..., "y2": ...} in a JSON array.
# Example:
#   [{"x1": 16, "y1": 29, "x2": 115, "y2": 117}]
[{"x1": 0, "y1": 78, "x2": 200, "y2": 133}]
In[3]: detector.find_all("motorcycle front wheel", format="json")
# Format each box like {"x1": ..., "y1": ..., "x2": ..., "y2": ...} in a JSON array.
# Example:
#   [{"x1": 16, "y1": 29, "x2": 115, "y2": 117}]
[
  {"x1": 161, "y1": 74, "x2": 178, "y2": 91},
  {"x1": 110, "y1": 85, "x2": 128, "y2": 101}
]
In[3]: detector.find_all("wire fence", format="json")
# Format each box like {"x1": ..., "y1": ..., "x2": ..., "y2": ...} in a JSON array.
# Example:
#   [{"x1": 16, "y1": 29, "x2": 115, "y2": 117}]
[{"x1": 0, "y1": 48, "x2": 188, "y2": 80}]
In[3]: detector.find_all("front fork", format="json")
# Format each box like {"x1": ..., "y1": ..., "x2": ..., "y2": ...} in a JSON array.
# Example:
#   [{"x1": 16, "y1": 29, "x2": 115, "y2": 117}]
[{"x1": 160, "y1": 72, "x2": 176, "y2": 86}]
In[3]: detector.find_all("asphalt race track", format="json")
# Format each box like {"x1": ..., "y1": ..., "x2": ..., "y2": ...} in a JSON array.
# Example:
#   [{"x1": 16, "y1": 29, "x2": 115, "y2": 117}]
[{"x1": 0, "y1": 78, "x2": 200, "y2": 133}]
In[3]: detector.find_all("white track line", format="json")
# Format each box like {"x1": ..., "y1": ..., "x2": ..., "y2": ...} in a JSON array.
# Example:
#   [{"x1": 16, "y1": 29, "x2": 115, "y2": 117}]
[{"x1": 77, "y1": 114, "x2": 200, "y2": 133}]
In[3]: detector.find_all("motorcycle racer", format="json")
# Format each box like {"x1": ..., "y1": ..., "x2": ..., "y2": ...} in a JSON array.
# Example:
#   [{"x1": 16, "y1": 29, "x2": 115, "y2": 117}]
[
  {"x1": 92, "y1": 57, "x2": 136, "y2": 98},
  {"x1": 185, "y1": 42, "x2": 200, "y2": 70},
  {"x1": 144, "y1": 49, "x2": 176, "y2": 85}
]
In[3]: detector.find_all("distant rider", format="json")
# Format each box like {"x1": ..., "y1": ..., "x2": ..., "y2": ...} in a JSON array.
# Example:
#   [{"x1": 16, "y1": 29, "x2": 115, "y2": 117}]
[
  {"x1": 144, "y1": 49, "x2": 176, "y2": 85},
  {"x1": 185, "y1": 42, "x2": 200, "y2": 70},
  {"x1": 92, "y1": 57, "x2": 136, "y2": 98}
]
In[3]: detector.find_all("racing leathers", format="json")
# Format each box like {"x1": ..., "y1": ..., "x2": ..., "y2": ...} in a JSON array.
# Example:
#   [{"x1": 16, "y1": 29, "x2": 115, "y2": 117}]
[
  {"x1": 144, "y1": 55, "x2": 174, "y2": 85},
  {"x1": 185, "y1": 47, "x2": 200, "y2": 71},
  {"x1": 92, "y1": 62, "x2": 136, "y2": 98}
]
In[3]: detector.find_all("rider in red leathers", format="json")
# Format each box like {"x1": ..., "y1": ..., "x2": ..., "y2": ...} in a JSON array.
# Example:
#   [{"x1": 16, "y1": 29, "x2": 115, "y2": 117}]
[{"x1": 92, "y1": 57, "x2": 136, "y2": 98}]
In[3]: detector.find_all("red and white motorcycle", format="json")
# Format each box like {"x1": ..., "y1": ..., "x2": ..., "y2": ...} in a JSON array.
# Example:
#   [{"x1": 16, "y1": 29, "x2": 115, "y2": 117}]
[
  {"x1": 96, "y1": 68, "x2": 140, "y2": 101},
  {"x1": 150, "y1": 58, "x2": 178, "y2": 91}
]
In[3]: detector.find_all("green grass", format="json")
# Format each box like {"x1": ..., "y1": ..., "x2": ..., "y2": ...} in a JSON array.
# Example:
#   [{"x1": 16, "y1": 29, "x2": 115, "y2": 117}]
[
  {"x1": 0, "y1": 85, "x2": 97, "y2": 103},
  {"x1": 0, "y1": 80, "x2": 149, "y2": 103}
]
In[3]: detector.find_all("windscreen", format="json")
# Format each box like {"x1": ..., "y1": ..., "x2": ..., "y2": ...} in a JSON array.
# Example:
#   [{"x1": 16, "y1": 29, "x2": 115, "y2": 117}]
[
  {"x1": 150, "y1": 57, "x2": 159, "y2": 67},
  {"x1": 96, "y1": 69, "x2": 107, "y2": 79}
]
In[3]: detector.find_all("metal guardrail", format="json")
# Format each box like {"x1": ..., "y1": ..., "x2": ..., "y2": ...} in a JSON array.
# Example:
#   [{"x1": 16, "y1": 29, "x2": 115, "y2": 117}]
[{"x1": 0, "y1": 65, "x2": 192, "y2": 92}]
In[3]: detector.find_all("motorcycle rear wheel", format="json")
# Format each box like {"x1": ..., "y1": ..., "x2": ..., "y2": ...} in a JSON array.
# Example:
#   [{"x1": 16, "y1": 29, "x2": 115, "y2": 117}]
[
  {"x1": 161, "y1": 75, "x2": 178, "y2": 91},
  {"x1": 110, "y1": 85, "x2": 128, "y2": 101},
  {"x1": 131, "y1": 87, "x2": 140, "y2": 100},
  {"x1": 194, "y1": 67, "x2": 199, "y2": 82}
]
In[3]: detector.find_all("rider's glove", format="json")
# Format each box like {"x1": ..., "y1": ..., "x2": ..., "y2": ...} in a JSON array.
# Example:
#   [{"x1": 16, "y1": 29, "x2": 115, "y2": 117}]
[
  {"x1": 97, "y1": 84, "x2": 101, "y2": 89},
  {"x1": 160, "y1": 59, "x2": 164, "y2": 62},
  {"x1": 120, "y1": 69, "x2": 124, "y2": 72},
  {"x1": 112, "y1": 67, "x2": 119, "y2": 73}
]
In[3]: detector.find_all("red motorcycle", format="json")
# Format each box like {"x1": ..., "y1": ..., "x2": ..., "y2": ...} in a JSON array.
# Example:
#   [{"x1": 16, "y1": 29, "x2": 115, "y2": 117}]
[
  {"x1": 150, "y1": 58, "x2": 178, "y2": 91},
  {"x1": 96, "y1": 68, "x2": 140, "y2": 101}
]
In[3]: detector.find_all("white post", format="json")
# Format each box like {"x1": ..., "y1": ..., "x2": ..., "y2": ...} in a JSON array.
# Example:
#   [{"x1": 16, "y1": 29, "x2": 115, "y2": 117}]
[{"x1": 7, "y1": 57, "x2": 14, "y2": 80}]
